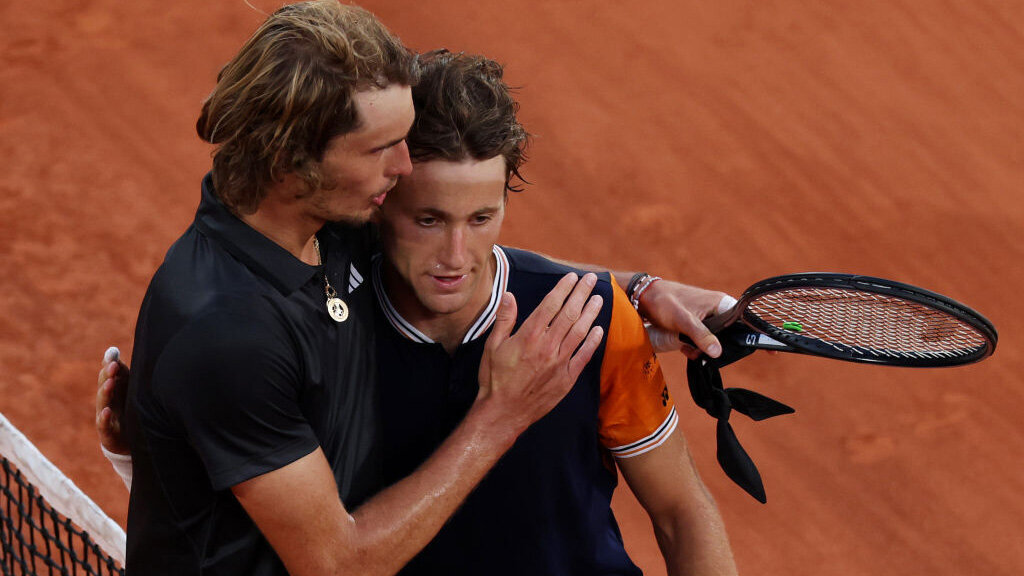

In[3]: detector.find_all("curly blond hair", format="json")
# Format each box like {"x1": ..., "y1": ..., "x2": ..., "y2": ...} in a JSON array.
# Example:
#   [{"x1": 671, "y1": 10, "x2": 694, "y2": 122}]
[{"x1": 196, "y1": 1, "x2": 416, "y2": 214}]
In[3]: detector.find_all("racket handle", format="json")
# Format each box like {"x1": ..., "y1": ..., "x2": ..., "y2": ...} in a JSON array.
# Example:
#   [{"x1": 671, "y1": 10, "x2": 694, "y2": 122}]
[
  {"x1": 648, "y1": 325, "x2": 683, "y2": 352},
  {"x1": 673, "y1": 295, "x2": 740, "y2": 348}
]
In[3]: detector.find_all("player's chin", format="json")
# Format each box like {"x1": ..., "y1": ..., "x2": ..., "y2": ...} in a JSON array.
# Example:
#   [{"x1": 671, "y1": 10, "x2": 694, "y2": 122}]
[
  {"x1": 328, "y1": 206, "x2": 379, "y2": 226},
  {"x1": 419, "y1": 293, "x2": 468, "y2": 316}
]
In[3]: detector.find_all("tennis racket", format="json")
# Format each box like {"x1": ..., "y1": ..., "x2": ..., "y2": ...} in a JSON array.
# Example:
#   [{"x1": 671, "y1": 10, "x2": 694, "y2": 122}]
[{"x1": 689, "y1": 273, "x2": 997, "y2": 368}]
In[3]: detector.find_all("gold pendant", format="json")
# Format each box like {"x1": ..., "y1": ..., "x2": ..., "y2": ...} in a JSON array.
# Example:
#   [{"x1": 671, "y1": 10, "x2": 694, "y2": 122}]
[{"x1": 327, "y1": 297, "x2": 349, "y2": 323}]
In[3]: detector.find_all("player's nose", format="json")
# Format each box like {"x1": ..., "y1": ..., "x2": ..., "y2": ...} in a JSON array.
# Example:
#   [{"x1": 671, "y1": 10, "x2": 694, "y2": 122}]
[
  {"x1": 387, "y1": 140, "x2": 412, "y2": 177},
  {"x1": 438, "y1": 227, "x2": 468, "y2": 269}
]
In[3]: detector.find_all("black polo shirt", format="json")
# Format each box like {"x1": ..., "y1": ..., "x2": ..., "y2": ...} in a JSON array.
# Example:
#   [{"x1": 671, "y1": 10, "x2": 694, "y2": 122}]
[{"x1": 123, "y1": 174, "x2": 380, "y2": 575}]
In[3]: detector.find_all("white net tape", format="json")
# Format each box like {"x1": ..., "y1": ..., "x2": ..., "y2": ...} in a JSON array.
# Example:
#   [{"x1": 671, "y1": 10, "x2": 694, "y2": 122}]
[{"x1": 0, "y1": 412, "x2": 126, "y2": 568}]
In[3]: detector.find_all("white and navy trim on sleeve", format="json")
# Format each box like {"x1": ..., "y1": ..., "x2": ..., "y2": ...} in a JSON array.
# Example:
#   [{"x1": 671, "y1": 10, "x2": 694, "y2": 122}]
[{"x1": 606, "y1": 408, "x2": 678, "y2": 459}]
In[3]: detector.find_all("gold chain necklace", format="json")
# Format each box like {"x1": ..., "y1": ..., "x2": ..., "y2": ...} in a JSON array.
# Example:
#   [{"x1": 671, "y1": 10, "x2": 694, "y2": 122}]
[{"x1": 313, "y1": 237, "x2": 349, "y2": 323}]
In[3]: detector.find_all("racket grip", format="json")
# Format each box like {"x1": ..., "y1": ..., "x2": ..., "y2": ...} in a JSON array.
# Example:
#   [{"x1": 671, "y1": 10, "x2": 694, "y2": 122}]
[
  {"x1": 674, "y1": 294, "x2": 739, "y2": 348},
  {"x1": 647, "y1": 325, "x2": 683, "y2": 352}
]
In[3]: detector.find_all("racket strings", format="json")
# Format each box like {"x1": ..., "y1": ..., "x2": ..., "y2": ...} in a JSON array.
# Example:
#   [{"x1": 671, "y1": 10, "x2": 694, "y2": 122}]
[{"x1": 747, "y1": 288, "x2": 988, "y2": 360}]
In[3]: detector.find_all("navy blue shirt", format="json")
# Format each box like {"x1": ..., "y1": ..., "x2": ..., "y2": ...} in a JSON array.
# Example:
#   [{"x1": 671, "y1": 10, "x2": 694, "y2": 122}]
[
  {"x1": 124, "y1": 174, "x2": 380, "y2": 575},
  {"x1": 374, "y1": 247, "x2": 643, "y2": 576}
]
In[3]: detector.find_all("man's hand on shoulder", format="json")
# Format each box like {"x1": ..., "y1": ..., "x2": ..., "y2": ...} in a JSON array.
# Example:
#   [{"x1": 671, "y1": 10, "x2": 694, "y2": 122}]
[{"x1": 476, "y1": 272, "x2": 605, "y2": 442}]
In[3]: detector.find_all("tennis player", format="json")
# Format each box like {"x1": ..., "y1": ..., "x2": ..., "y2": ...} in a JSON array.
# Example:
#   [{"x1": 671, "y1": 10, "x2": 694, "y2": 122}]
[
  {"x1": 101, "y1": 39, "x2": 737, "y2": 575},
  {"x1": 116, "y1": 3, "x2": 605, "y2": 575},
  {"x1": 370, "y1": 50, "x2": 736, "y2": 576}
]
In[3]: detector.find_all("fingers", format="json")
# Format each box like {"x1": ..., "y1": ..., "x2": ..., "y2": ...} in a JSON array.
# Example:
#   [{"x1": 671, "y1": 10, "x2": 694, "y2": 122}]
[
  {"x1": 480, "y1": 292, "x2": 517, "y2": 385},
  {"x1": 98, "y1": 375, "x2": 112, "y2": 404},
  {"x1": 96, "y1": 346, "x2": 131, "y2": 454},
  {"x1": 96, "y1": 360, "x2": 124, "y2": 403},
  {"x1": 690, "y1": 295, "x2": 737, "y2": 358},
  {"x1": 566, "y1": 325, "x2": 604, "y2": 381},
  {"x1": 97, "y1": 344, "x2": 122, "y2": 388},
  {"x1": 96, "y1": 379, "x2": 117, "y2": 424},
  {"x1": 98, "y1": 407, "x2": 116, "y2": 439},
  {"x1": 96, "y1": 383, "x2": 111, "y2": 429},
  {"x1": 518, "y1": 273, "x2": 588, "y2": 337},
  {"x1": 679, "y1": 343, "x2": 703, "y2": 361},
  {"x1": 96, "y1": 365, "x2": 114, "y2": 412},
  {"x1": 97, "y1": 407, "x2": 128, "y2": 455},
  {"x1": 558, "y1": 293, "x2": 603, "y2": 358},
  {"x1": 681, "y1": 319, "x2": 722, "y2": 359},
  {"x1": 546, "y1": 273, "x2": 598, "y2": 338},
  {"x1": 635, "y1": 280, "x2": 732, "y2": 359},
  {"x1": 98, "y1": 361, "x2": 114, "y2": 386},
  {"x1": 96, "y1": 382, "x2": 123, "y2": 452},
  {"x1": 485, "y1": 292, "x2": 517, "y2": 352},
  {"x1": 672, "y1": 314, "x2": 721, "y2": 359},
  {"x1": 97, "y1": 385, "x2": 131, "y2": 454},
  {"x1": 646, "y1": 325, "x2": 682, "y2": 353}
]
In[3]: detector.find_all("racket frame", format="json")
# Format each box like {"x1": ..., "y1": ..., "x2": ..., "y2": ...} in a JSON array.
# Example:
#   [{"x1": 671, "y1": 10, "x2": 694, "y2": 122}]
[{"x1": 703, "y1": 273, "x2": 997, "y2": 368}]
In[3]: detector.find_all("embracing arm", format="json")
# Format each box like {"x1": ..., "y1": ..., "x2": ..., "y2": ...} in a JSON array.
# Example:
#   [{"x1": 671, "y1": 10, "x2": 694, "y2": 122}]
[
  {"x1": 97, "y1": 274, "x2": 605, "y2": 576},
  {"x1": 237, "y1": 274, "x2": 604, "y2": 576},
  {"x1": 234, "y1": 400, "x2": 523, "y2": 575},
  {"x1": 618, "y1": 430, "x2": 738, "y2": 576},
  {"x1": 98, "y1": 361, "x2": 541, "y2": 572},
  {"x1": 545, "y1": 256, "x2": 730, "y2": 359}
]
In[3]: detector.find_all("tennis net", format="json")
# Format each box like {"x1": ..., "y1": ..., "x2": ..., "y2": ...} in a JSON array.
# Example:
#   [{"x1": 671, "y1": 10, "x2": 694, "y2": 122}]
[{"x1": 0, "y1": 412, "x2": 125, "y2": 576}]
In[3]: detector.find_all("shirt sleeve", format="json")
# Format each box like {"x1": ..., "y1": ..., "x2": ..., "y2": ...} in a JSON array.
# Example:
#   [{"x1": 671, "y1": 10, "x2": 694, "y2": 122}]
[
  {"x1": 151, "y1": 297, "x2": 319, "y2": 490},
  {"x1": 598, "y1": 275, "x2": 678, "y2": 459}
]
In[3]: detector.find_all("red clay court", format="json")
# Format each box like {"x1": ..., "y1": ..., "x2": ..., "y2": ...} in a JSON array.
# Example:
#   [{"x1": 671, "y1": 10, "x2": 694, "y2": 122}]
[{"x1": 1, "y1": 1, "x2": 1022, "y2": 574}]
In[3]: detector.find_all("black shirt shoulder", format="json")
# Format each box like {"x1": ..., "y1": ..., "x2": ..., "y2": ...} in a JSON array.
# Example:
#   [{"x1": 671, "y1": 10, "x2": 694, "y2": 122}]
[{"x1": 151, "y1": 292, "x2": 318, "y2": 490}]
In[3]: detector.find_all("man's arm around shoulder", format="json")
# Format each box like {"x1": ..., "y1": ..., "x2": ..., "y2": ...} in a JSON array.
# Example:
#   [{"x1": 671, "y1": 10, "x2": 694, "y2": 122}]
[
  {"x1": 234, "y1": 404, "x2": 514, "y2": 576},
  {"x1": 236, "y1": 273, "x2": 606, "y2": 576}
]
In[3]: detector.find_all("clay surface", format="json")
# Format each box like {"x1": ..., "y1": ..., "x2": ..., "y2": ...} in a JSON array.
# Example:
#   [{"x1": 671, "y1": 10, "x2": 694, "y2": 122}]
[{"x1": 1, "y1": 1, "x2": 1021, "y2": 574}]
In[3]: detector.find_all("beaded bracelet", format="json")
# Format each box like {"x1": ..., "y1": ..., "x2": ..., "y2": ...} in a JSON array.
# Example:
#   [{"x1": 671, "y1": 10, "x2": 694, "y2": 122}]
[{"x1": 627, "y1": 273, "x2": 662, "y2": 311}]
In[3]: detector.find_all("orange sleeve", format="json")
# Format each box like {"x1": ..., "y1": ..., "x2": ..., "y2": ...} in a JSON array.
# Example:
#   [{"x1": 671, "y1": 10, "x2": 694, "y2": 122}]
[{"x1": 598, "y1": 274, "x2": 678, "y2": 458}]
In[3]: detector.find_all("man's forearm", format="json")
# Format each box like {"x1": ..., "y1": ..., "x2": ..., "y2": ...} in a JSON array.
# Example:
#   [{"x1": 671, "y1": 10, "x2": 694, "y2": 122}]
[
  {"x1": 619, "y1": 430, "x2": 738, "y2": 576},
  {"x1": 235, "y1": 401, "x2": 523, "y2": 576},
  {"x1": 654, "y1": 503, "x2": 738, "y2": 576},
  {"x1": 240, "y1": 275, "x2": 604, "y2": 576},
  {"x1": 342, "y1": 401, "x2": 519, "y2": 574},
  {"x1": 545, "y1": 254, "x2": 728, "y2": 358}
]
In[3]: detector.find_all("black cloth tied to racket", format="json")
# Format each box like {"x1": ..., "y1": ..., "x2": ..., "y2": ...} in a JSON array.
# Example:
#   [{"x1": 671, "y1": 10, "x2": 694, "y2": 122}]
[{"x1": 686, "y1": 352, "x2": 794, "y2": 503}]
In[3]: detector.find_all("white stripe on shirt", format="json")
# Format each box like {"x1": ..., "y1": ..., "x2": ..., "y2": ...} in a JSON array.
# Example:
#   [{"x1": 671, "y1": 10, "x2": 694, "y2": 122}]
[
  {"x1": 372, "y1": 246, "x2": 509, "y2": 344},
  {"x1": 607, "y1": 408, "x2": 678, "y2": 459}
]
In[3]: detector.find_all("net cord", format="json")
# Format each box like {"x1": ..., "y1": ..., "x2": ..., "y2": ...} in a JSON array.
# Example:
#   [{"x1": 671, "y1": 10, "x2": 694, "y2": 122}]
[{"x1": 0, "y1": 412, "x2": 126, "y2": 566}]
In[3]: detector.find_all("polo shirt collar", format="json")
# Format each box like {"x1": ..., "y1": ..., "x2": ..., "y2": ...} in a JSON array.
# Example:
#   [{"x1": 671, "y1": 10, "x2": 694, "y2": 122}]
[
  {"x1": 373, "y1": 245, "x2": 510, "y2": 345},
  {"x1": 193, "y1": 172, "x2": 319, "y2": 296}
]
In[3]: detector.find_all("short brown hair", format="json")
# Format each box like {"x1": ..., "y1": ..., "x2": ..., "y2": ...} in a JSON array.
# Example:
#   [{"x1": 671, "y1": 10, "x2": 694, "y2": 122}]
[
  {"x1": 197, "y1": 1, "x2": 416, "y2": 214},
  {"x1": 408, "y1": 50, "x2": 529, "y2": 193}
]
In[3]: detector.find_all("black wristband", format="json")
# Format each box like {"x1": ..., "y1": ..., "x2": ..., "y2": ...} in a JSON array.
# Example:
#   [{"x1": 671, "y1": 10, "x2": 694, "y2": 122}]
[{"x1": 626, "y1": 272, "x2": 648, "y2": 302}]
